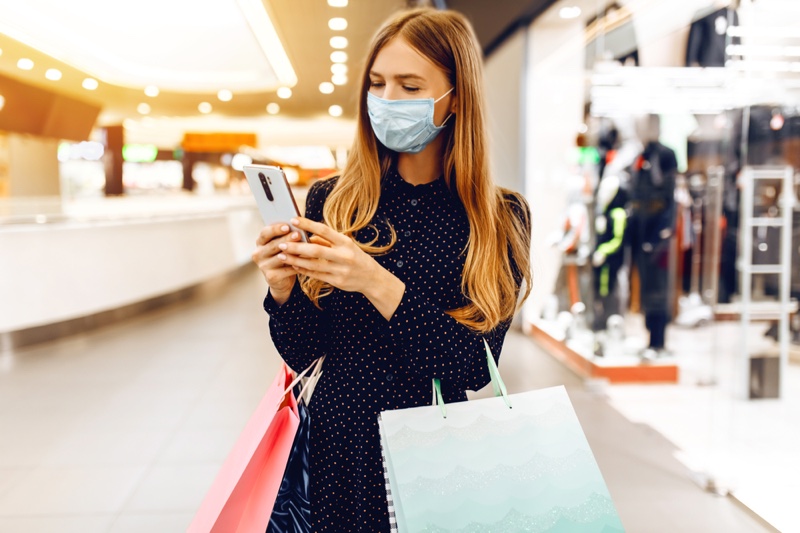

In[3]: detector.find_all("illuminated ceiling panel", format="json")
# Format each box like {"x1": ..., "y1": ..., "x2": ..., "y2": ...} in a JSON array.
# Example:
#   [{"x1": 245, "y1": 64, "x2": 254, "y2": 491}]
[{"x1": 0, "y1": 0, "x2": 296, "y2": 92}]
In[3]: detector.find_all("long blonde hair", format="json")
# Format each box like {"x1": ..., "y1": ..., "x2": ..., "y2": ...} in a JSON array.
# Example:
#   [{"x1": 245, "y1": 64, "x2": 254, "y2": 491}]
[{"x1": 301, "y1": 8, "x2": 531, "y2": 332}]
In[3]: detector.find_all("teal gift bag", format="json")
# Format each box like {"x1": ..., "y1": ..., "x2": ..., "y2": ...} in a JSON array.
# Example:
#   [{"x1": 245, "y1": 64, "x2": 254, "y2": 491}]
[{"x1": 379, "y1": 340, "x2": 625, "y2": 533}]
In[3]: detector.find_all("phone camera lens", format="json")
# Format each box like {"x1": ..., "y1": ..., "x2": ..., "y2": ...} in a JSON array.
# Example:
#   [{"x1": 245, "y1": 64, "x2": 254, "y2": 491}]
[{"x1": 258, "y1": 172, "x2": 274, "y2": 201}]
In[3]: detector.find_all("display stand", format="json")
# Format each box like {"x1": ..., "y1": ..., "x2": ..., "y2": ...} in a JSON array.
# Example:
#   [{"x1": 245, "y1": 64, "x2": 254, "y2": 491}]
[
  {"x1": 526, "y1": 321, "x2": 679, "y2": 384},
  {"x1": 737, "y1": 166, "x2": 794, "y2": 399}
]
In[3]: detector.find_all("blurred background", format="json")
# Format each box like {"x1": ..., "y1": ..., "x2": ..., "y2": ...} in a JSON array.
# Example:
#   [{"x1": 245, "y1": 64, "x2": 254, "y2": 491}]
[{"x1": 1, "y1": 0, "x2": 799, "y2": 531}]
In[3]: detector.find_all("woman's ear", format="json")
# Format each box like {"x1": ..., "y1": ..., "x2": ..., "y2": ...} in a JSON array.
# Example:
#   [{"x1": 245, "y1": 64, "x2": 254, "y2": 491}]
[{"x1": 449, "y1": 93, "x2": 457, "y2": 114}]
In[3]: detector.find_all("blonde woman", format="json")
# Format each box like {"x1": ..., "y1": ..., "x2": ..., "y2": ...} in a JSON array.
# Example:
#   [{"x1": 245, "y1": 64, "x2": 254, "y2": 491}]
[{"x1": 252, "y1": 8, "x2": 531, "y2": 531}]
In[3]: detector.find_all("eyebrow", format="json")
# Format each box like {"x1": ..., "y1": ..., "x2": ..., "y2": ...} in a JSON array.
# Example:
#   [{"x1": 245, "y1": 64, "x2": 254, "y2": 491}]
[{"x1": 369, "y1": 71, "x2": 426, "y2": 82}]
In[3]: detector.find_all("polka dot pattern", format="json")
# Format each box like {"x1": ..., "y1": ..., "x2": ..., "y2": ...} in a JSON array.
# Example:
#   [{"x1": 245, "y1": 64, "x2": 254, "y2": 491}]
[{"x1": 263, "y1": 168, "x2": 528, "y2": 531}]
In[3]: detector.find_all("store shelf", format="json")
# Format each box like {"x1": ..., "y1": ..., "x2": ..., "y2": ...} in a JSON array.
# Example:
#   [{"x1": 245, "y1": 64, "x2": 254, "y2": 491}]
[{"x1": 526, "y1": 322, "x2": 679, "y2": 384}]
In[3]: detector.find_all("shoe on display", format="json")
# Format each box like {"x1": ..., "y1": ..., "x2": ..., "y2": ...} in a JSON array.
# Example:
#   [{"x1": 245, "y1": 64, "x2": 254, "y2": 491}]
[{"x1": 640, "y1": 348, "x2": 659, "y2": 362}]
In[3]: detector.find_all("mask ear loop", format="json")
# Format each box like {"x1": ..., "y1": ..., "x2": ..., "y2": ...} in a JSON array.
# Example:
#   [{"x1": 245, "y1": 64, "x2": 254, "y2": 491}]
[{"x1": 433, "y1": 87, "x2": 455, "y2": 128}]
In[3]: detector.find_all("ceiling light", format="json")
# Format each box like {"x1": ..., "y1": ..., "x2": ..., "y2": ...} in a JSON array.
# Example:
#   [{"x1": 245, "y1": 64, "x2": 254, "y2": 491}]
[
  {"x1": 235, "y1": 0, "x2": 298, "y2": 87},
  {"x1": 319, "y1": 82, "x2": 335, "y2": 94},
  {"x1": 0, "y1": 95, "x2": 4, "y2": 111},
  {"x1": 82, "y1": 78, "x2": 99, "y2": 90},
  {"x1": 328, "y1": 17, "x2": 348, "y2": 31},
  {"x1": 198, "y1": 102, "x2": 213, "y2": 114},
  {"x1": 328, "y1": 0, "x2": 348, "y2": 6},
  {"x1": 330, "y1": 36, "x2": 348, "y2": 49},
  {"x1": 218, "y1": 89, "x2": 233, "y2": 101},
  {"x1": 45, "y1": 68, "x2": 62, "y2": 81},
  {"x1": 137, "y1": 103, "x2": 151, "y2": 115},
  {"x1": 331, "y1": 63, "x2": 348, "y2": 76},
  {"x1": 559, "y1": 6, "x2": 581, "y2": 19},
  {"x1": 329, "y1": 105, "x2": 343, "y2": 117},
  {"x1": 330, "y1": 51, "x2": 348, "y2": 63},
  {"x1": 332, "y1": 73, "x2": 348, "y2": 86},
  {"x1": 266, "y1": 102, "x2": 280, "y2": 114},
  {"x1": 17, "y1": 58, "x2": 34, "y2": 70},
  {"x1": 144, "y1": 85, "x2": 159, "y2": 97},
  {"x1": 277, "y1": 87, "x2": 292, "y2": 99}
]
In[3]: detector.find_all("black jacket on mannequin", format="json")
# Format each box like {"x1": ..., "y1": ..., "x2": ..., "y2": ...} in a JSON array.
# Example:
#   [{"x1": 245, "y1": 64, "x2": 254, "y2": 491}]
[
  {"x1": 629, "y1": 142, "x2": 677, "y2": 348},
  {"x1": 685, "y1": 7, "x2": 740, "y2": 67}
]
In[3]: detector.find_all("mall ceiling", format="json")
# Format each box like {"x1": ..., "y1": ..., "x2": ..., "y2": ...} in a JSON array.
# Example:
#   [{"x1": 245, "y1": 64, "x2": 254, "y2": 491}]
[{"x1": 0, "y1": 0, "x2": 555, "y2": 135}]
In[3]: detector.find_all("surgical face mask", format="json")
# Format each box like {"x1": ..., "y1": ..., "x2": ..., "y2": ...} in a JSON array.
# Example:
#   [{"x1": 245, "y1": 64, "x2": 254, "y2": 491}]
[{"x1": 367, "y1": 88, "x2": 453, "y2": 154}]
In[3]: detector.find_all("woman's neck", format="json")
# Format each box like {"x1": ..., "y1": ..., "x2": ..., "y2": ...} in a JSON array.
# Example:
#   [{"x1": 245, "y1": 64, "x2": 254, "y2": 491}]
[{"x1": 396, "y1": 136, "x2": 445, "y2": 185}]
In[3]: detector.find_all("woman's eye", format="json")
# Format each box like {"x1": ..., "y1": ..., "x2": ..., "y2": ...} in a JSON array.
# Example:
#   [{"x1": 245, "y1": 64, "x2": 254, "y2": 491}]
[
  {"x1": 370, "y1": 81, "x2": 384, "y2": 88},
  {"x1": 403, "y1": 86, "x2": 420, "y2": 93}
]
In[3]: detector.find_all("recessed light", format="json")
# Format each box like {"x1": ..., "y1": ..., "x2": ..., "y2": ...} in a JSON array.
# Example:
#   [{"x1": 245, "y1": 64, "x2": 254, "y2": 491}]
[
  {"x1": 330, "y1": 36, "x2": 348, "y2": 49},
  {"x1": 277, "y1": 87, "x2": 292, "y2": 99},
  {"x1": 266, "y1": 103, "x2": 280, "y2": 114},
  {"x1": 331, "y1": 74, "x2": 348, "y2": 86},
  {"x1": 329, "y1": 105, "x2": 343, "y2": 117},
  {"x1": 331, "y1": 51, "x2": 348, "y2": 63},
  {"x1": 331, "y1": 63, "x2": 348, "y2": 76},
  {"x1": 319, "y1": 82, "x2": 335, "y2": 94},
  {"x1": 218, "y1": 89, "x2": 233, "y2": 102},
  {"x1": 137, "y1": 103, "x2": 151, "y2": 115},
  {"x1": 328, "y1": 0, "x2": 348, "y2": 6},
  {"x1": 198, "y1": 102, "x2": 212, "y2": 114},
  {"x1": 82, "y1": 78, "x2": 99, "y2": 90},
  {"x1": 45, "y1": 68, "x2": 62, "y2": 81},
  {"x1": 559, "y1": 6, "x2": 581, "y2": 19},
  {"x1": 17, "y1": 58, "x2": 34, "y2": 70},
  {"x1": 145, "y1": 85, "x2": 160, "y2": 97},
  {"x1": 328, "y1": 17, "x2": 347, "y2": 31}
]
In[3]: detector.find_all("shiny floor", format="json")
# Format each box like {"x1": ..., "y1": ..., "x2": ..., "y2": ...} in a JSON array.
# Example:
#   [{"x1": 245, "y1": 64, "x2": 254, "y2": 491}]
[{"x1": 0, "y1": 268, "x2": 773, "y2": 532}]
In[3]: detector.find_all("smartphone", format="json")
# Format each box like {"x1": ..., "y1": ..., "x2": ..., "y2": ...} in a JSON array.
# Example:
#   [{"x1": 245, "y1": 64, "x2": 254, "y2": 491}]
[{"x1": 243, "y1": 164, "x2": 309, "y2": 242}]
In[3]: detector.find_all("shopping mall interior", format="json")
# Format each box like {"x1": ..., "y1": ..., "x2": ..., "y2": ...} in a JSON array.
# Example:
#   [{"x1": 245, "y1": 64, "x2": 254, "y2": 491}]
[{"x1": 1, "y1": 0, "x2": 798, "y2": 531}]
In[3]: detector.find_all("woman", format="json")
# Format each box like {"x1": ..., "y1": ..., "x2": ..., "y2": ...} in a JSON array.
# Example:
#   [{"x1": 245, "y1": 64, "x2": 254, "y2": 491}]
[{"x1": 252, "y1": 8, "x2": 531, "y2": 531}]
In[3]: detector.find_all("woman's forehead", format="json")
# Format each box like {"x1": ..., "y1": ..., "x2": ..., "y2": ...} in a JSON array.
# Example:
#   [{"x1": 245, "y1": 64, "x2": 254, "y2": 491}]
[{"x1": 371, "y1": 37, "x2": 443, "y2": 80}]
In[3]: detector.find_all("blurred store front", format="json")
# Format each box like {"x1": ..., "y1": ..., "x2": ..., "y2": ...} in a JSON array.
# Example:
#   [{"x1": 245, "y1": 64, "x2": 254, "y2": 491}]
[{"x1": 514, "y1": 0, "x2": 800, "y2": 530}]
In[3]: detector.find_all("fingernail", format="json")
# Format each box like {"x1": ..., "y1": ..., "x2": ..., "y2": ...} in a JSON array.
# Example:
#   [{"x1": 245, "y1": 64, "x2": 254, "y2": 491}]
[
  {"x1": 278, "y1": 243, "x2": 287, "y2": 250},
  {"x1": 291, "y1": 218, "x2": 299, "y2": 225},
  {"x1": 281, "y1": 225, "x2": 290, "y2": 232},
  {"x1": 291, "y1": 232, "x2": 299, "y2": 240},
  {"x1": 278, "y1": 254, "x2": 287, "y2": 261}
]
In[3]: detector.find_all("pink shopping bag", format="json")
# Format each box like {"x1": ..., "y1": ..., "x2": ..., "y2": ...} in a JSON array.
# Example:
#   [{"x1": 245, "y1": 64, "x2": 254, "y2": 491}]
[{"x1": 188, "y1": 363, "x2": 300, "y2": 533}]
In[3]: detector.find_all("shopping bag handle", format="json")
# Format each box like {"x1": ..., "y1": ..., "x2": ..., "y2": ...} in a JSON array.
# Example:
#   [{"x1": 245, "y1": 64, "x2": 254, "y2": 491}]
[
  {"x1": 431, "y1": 339, "x2": 512, "y2": 418},
  {"x1": 281, "y1": 356, "x2": 325, "y2": 405}
]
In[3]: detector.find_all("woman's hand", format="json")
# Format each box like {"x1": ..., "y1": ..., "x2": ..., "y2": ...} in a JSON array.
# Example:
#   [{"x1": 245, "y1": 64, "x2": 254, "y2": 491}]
[
  {"x1": 276, "y1": 217, "x2": 405, "y2": 320},
  {"x1": 251, "y1": 224, "x2": 304, "y2": 305}
]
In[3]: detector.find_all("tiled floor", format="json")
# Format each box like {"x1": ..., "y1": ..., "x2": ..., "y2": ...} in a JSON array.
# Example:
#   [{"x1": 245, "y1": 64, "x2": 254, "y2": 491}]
[{"x1": 0, "y1": 268, "x2": 774, "y2": 532}]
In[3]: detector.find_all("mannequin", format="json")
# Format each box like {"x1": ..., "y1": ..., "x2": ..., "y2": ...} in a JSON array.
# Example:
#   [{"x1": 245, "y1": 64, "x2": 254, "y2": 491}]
[
  {"x1": 629, "y1": 115, "x2": 677, "y2": 358},
  {"x1": 592, "y1": 173, "x2": 629, "y2": 332},
  {"x1": 549, "y1": 175, "x2": 592, "y2": 312}
]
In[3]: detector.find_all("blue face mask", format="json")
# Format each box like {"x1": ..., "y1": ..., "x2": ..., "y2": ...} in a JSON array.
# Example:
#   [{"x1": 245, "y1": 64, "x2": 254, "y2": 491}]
[{"x1": 367, "y1": 88, "x2": 454, "y2": 154}]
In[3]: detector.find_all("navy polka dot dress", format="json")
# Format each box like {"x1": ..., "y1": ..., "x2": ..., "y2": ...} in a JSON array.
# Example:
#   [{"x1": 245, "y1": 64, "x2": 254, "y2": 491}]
[{"x1": 263, "y1": 167, "x2": 529, "y2": 532}]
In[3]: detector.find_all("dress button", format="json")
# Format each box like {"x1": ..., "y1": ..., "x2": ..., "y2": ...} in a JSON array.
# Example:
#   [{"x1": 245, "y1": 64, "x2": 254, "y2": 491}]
[
  {"x1": 386, "y1": 373, "x2": 394, "y2": 382},
  {"x1": 410, "y1": 199, "x2": 418, "y2": 206},
  {"x1": 404, "y1": 230, "x2": 411, "y2": 237},
  {"x1": 396, "y1": 260, "x2": 404, "y2": 268}
]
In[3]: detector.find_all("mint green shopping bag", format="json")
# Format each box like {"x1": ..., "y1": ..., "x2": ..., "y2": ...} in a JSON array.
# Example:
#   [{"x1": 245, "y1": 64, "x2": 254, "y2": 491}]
[{"x1": 379, "y1": 340, "x2": 625, "y2": 532}]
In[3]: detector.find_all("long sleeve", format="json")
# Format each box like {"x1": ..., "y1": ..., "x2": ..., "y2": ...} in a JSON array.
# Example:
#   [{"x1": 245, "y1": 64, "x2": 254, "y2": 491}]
[
  {"x1": 386, "y1": 289, "x2": 513, "y2": 393},
  {"x1": 384, "y1": 193, "x2": 530, "y2": 394},
  {"x1": 263, "y1": 178, "x2": 336, "y2": 373}
]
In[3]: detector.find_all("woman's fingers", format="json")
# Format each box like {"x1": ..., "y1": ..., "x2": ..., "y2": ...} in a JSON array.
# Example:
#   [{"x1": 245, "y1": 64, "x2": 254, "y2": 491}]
[
  {"x1": 279, "y1": 252, "x2": 336, "y2": 275},
  {"x1": 256, "y1": 223, "x2": 290, "y2": 246},
  {"x1": 292, "y1": 217, "x2": 347, "y2": 246}
]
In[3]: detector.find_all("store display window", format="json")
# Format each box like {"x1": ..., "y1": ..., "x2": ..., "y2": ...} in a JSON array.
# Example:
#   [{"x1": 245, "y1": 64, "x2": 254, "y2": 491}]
[{"x1": 522, "y1": 1, "x2": 799, "y2": 528}]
